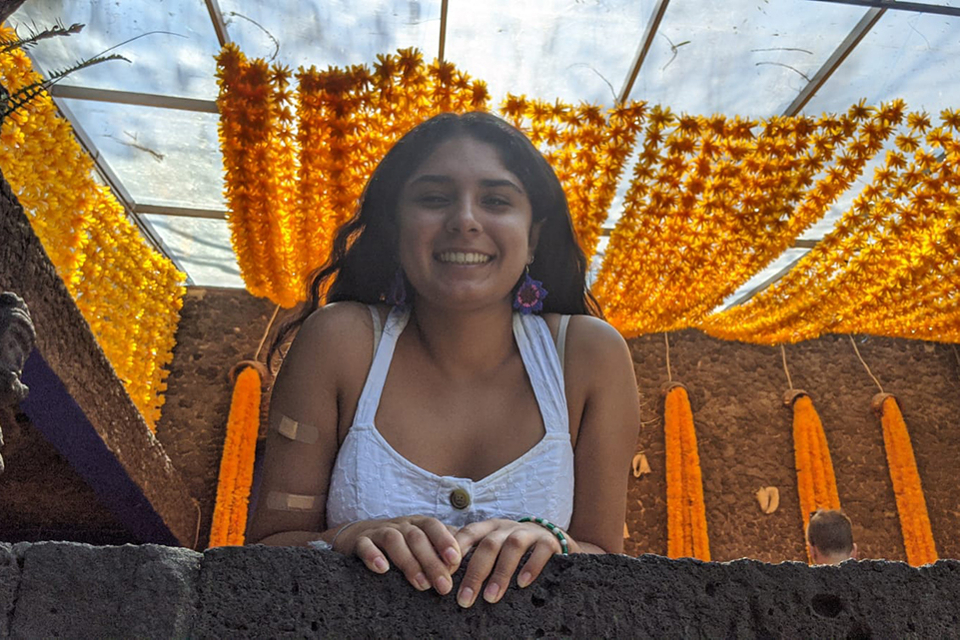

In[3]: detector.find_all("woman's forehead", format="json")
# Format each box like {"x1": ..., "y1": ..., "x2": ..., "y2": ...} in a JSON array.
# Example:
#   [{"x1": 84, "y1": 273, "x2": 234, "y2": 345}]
[{"x1": 406, "y1": 136, "x2": 520, "y2": 184}]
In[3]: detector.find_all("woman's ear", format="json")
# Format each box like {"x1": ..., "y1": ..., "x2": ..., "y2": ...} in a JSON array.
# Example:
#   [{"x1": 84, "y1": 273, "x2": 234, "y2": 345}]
[{"x1": 528, "y1": 220, "x2": 545, "y2": 261}]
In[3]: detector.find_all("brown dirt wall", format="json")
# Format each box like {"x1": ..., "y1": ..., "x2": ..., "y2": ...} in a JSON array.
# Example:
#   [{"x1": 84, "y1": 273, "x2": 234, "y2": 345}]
[{"x1": 160, "y1": 288, "x2": 960, "y2": 559}]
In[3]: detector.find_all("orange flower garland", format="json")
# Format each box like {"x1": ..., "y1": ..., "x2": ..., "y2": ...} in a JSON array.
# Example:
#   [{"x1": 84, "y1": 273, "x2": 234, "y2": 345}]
[
  {"x1": 705, "y1": 103, "x2": 960, "y2": 345},
  {"x1": 217, "y1": 47, "x2": 490, "y2": 307},
  {"x1": 0, "y1": 27, "x2": 184, "y2": 429},
  {"x1": 663, "y1": 383, "x2": 710, "y2": 560},
  {"x1": 873, "y1": 394, "x2": 938, "y2": 566},
  {"x1": 208, "y1": 364, "x2": 263, "y2": 548},
  {"x1": 787, "y1": 392, "x2": 841, "y2": 561}
]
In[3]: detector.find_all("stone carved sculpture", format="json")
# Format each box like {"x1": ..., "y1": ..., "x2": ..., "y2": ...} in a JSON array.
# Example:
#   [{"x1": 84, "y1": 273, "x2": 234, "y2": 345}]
[{"x1": 0, "y1": 291, "x2": 35, "y2": 474}]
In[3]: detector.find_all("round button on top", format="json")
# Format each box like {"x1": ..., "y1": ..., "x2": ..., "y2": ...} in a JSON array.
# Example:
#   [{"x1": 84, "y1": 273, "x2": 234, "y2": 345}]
[{"x1": 449, "y1": 488, "x2": 471, "y2": 510}]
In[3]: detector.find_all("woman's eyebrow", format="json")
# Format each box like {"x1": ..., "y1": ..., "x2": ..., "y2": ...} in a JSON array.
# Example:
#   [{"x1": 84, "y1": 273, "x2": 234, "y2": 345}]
[
  {"x1": 408, "y1": 175, "x2": 524, "y2": 194},
  {"x1": 479, "y1": 178, "x2": 524, "y2": 194}
]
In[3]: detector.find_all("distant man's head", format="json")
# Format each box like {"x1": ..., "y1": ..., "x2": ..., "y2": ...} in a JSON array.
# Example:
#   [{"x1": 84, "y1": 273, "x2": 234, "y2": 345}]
[{"x1": 807, "y1": 509, "x2": 857, "y2": 564}]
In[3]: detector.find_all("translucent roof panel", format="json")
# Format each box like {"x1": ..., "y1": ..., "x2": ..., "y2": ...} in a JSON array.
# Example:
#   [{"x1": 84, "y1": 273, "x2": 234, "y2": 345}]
[
  {"x1": 717, "y1": 247, "x2": 810, "y2": 311},
  {"x1": 628, "y1": 0, "x2": 868, "y2": 117},
  {"x1": 60, "y1": 99, "x2": 225, "y2": 211},
  {"x1": 144, "y1": 215, "x2": 243, "y2": 288},
  {"x1": 219, "y1": 0, "x2": 441, "y2": 68},
  {"x1": 444, "y1": 0, "x2": 653, "y2": 108},
  {"x1": 11, "y1": 0, "x2": 221, "y2": 99},
  {"x1": 802, "y1": 10, "x2": 960, "y2": 117}
]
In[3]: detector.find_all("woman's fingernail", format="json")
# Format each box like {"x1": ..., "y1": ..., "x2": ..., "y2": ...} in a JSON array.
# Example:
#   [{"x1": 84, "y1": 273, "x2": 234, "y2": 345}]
[
  {"x1": 443, "y1": 547, "x2": 460, "y2": 565},
  {"x1": 483, "y1": 582, "x2": 500, "y2": 603},
  {"x1": 457, "y1": 587, "x2": 475, "y2": 608},
  {"x1": 415, "y1": 573, "x2": 430, "y2": 591},
  {"x1": 435, "y1": 576, "x2": 452, "y2": 595},
  {"x1": 373, "y1": 557, "x2": 388, "y2": 573},
  {"x1": 518, "y1": 571, "x2": 532, "y2": 588}
]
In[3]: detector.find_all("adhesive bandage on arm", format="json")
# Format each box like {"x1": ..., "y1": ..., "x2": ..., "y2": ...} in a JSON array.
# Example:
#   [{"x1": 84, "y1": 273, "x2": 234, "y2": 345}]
[
  {"x1": 274, "y1": 414, "x2": 320, "y2": 444},
  {"x1": 265, "y1": 491, "x2": 324, "y2": 512}
]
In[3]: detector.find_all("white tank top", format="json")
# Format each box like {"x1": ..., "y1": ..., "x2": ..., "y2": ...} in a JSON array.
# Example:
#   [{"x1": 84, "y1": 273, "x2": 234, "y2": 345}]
[{"x1": 326, "y1": 306, "x2": 575, "y2": 530}]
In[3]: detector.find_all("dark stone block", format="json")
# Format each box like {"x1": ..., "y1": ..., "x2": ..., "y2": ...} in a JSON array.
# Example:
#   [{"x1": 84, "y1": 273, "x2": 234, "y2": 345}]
[
  {"x1": 194, "y1": 547, "x2": 960, "y2": 639},
  {"x1": 0, "y1": 543, "x2": 21, "y2": 638},
  {"x1": 9, "y1": 542, "x2": 200, "y2": 639}
]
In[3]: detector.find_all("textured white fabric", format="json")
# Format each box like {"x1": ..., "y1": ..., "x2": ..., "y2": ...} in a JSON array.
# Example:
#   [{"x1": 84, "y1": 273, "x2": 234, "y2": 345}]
[{"x1": 326, "y1": 305, "x2": 575, "y2": 530}]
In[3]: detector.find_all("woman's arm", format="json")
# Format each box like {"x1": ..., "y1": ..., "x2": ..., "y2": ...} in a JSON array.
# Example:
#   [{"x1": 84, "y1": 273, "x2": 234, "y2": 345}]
[
  {"x1": 246, "y1": 303, "x2": 461, "y2": 595},
  {"x1": 565, "y1": 315, "x2": 641, "y2": 554},
  {"x1": 245, "y1": 303, "x2": 358, "y2": 546}
]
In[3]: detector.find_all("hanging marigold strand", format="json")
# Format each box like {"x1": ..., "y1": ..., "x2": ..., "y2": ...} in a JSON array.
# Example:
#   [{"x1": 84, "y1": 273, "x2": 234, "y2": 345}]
[
  {"x1": 663, "y1": 382, "x2": 710, "y2": 560},
  {"x1": 0, "y1": 27, "x2": 183, "y2": 429},
  {"x1": 209, "y1": 364, "x2": 263, "y2": 548},
  {"x1": 787, "y1": 391, "x2": 841, "y2": 561},
  {"x1": 873, "y1": 394, "x2": 938, "y2": 566}
]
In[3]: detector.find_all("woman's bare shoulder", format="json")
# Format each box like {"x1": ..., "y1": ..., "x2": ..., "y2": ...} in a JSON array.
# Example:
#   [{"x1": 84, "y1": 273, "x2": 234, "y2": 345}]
[
  {"x1": 282, "y1": 301, "x2": 378, "y2": 376},
  {"x1": 565, "y1": 315, "x2": 634, "y2": 381}
]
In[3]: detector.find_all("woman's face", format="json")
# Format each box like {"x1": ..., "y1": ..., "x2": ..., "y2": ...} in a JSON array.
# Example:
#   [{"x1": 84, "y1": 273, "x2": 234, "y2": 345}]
[{"x1": 397, "y1": 135, "x2": 540, "y2": 311}]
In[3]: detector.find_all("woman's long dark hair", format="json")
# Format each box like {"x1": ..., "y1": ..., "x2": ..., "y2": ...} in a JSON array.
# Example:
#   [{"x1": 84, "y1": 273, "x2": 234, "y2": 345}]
[{"x1": 269, "y1": 111, "x2": 601, "y2": 366}]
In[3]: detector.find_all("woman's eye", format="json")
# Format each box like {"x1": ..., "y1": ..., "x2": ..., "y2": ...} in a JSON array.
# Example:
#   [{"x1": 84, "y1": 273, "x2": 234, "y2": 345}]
[
  {"x1": 483, "y1": 196, "x2": 511, "y2": 208},
  {"x1": 417, "y1": 194, "x2": 450, "y2": 206}
]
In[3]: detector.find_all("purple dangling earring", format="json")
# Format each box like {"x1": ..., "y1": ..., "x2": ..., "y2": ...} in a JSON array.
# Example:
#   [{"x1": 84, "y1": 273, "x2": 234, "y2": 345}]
[
  {"x1": 513, "y1": 264, "x2": 548, "y2": 315},
  {"x1": 387, "y1": 268, "x2": 407, "y2": 307}
]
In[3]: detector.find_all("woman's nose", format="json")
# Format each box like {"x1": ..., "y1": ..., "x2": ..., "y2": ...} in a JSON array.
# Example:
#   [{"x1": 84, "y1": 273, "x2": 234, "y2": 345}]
[{"x1": 445, "y1": 197, "x2": 482, "y2": 234}]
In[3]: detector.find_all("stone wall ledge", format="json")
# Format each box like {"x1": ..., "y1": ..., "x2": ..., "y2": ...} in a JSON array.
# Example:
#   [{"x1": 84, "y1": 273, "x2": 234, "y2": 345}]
[{"x1": 2, "y1": 542, "x2": 958, "y2": 638}]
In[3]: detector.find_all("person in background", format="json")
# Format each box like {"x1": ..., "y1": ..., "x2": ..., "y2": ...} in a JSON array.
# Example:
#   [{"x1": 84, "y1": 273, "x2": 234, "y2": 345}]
[{"x1": 807, "y1": 508, "x2": 858, "y2": 564}]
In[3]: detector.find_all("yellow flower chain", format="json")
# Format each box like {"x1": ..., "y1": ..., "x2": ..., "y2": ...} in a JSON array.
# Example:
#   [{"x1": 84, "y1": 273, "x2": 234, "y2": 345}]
[
  {"x1": 0, "y1": 29, "x2": 184, "y2": 429},
  {"x1": 705, "y1": 103, "x2": 960, "y2": 344},
  {"x1": 500, "y1": 97, "x2": 647, "y2": 256},
  {"x1": 208, "y1": 365, "x2": 261, "y2": 548},
  {"x1": 876, "y1": 395, "x2": 938, "y2": 566},
  {"x1": 218, "y1": 47, "x2": 490, "y2": 307},
  {"x1": 664, "y1": 384, "x2": 710, "y2": 560},
  {"x1": 791, "y1": 394, "x2": 841, "y2": 562}
]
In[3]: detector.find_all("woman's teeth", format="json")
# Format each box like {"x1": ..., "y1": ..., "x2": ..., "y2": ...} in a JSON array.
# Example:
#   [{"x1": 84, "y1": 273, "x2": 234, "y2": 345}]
[{"x1": 437, "y1": 251, "x2": 492, "y2": 265}]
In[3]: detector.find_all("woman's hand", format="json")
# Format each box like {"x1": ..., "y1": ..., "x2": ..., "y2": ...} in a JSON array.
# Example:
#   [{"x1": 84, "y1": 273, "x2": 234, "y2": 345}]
[
  {"x1": 453, "y1": 518, "x2": 576, "y2": 608},
  {"x1": 334, "y1": 516, "x2": 462, "y2": 596}
]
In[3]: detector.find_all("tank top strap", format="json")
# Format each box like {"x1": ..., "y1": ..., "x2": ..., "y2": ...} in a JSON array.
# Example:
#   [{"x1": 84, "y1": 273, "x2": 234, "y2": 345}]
[
  {"x1": 354, "y1": 305, "x2": 410, "y2": 426},
  {"x1": 512, "y1": 313, "x2": 569, "y2": 435}
]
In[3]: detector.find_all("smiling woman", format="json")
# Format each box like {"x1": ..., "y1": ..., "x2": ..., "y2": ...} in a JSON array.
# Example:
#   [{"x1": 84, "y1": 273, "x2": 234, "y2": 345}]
[{"x1": 247, "y1": 112, "x2": 641, "y2": 609}]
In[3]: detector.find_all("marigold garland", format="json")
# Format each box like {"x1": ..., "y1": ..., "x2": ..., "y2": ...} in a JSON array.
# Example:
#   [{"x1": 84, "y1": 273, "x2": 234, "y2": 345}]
[
  {"x1": 208, "y1": 364, "x2": 263, "y2": 548},
  {"x1": 218, "y1": 43, "x2": 959, "y2": 344},
  {"x1": 663, "y1": 383, "x2": 710, "y2": 560},
  {"x1": 217, "y1": 46, "x2": 490, "y2": 307},
  {"x1": 705, "y1": 102, "x2": 960, "y2": 344},
  {"x1": 788, "y1": 392, "x2": 841, "y2": 562},
  {"x1": 0, "y1": 27, "x2": 184, "y2": 429},
  {"x1": 873, "y1": 394, "x2": 938, "y2": 566}
]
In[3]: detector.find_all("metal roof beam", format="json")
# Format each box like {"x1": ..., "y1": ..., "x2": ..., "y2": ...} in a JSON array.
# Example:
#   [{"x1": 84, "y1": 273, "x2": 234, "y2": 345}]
[
  {"x1": 205, "y1": 0, "x2": 231, "y2": 48},
  {"x1": 617, "y1": 0, "x2": 670, "y2": 105},
  {"x1": 48, "y1": 85, "x2": 218, "y2": 113},
  {"x1": 135, "y1": 204, "x2": 227, "y2": 220},
  {"x1": 808, "y1": 0, "x2": 960, "y2": 17},
  {"x1": 782, "y1": 7, "x2": 884, "y2": 116},
  {"x1": 438, "y1": 0, "x2": 449, "y2": 63}
]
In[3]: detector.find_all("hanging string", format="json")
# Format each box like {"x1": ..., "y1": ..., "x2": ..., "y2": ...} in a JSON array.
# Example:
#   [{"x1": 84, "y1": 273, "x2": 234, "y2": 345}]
[
  {"x1": 849, "y1": 335, "x2": 884, "y2": 393},
  {"x1": 254, "y1": 304, "x2": 282, "y2": 363},
  {"x1": 664, "y1": 333, "x2": 673, "y2": 382},
  {"x1": 953, "y1": 345, "x2": 960, "y2": 383},
  {"x1": 193, "y1": 500, "x2": 202, "y2": 550},
  {"x1": 780, "y1": 344, "x2": 794, "y2": 390}
]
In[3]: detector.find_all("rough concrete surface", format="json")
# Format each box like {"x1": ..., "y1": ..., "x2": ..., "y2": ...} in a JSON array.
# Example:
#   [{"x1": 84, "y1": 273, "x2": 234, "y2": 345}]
[
  {"x1": 9, "y1": 542, "x2": 200, "y2": 639},
  {"x1": 2, "y1": 542, "x2": 958, "y2": 639},
  {"x1": 0, "y1": 543, "x2": 19, "y2": 638}
]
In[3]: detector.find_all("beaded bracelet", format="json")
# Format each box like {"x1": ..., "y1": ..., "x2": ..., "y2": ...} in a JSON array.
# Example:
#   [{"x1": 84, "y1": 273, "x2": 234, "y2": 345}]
[{"x1": 518, "y1": 517, "x2": 569, "y2": 555}]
